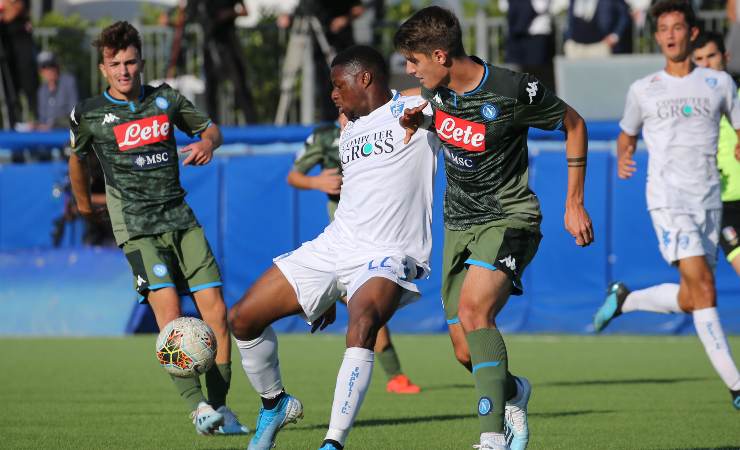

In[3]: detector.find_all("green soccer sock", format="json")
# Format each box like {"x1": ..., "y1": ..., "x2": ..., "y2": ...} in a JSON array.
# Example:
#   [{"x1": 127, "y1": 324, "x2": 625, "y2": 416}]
[
  {"x1": 466, "y1": 328, "x2": 509, "y2": 433},
  {"x1": 505, "y1": 370, "x2": 518, "y2": 401},
  {"x1": 376, "y1": 346, "x2": 402, "y2": 379},
  {"x1": 169, "y1": 373, "x2": 206, "y2": 412},
  {"x1": 205, "y1": 362, "x2": 232, "y2": 409}
]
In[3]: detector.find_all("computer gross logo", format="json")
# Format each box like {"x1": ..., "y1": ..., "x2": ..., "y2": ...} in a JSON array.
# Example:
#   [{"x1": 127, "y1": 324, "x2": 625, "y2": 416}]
[{"x1": 340, "y1": 129, "x2": 395, "y2": 165}]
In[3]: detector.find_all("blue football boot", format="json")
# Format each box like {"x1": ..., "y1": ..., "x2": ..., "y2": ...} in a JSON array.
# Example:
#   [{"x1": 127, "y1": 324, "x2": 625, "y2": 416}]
[
  {"x1": 191, "y1": 401, "x2": 224, "y2": 435},
  {"x1": 318, "y1": 439, "x2": 344, "y2": 450},
  {"x1": 247, "y1": 394, "x2": 303, "y2": 450},
  {"x1": 593, "y1": 282, "x2": 630, "y2": 332},
  {"x1": 504, "y1": 376, "x2": 531, "y2": 450},
  {"x1": 215, "y1": 405, "x2": 249, "y2": 435}
]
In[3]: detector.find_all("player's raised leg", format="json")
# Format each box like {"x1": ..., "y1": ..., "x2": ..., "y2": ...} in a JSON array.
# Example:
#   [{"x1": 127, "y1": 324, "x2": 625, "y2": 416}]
[
  {"x1": 593, "y1": 281, "x2": 682, "y2": 332},
  {"x1": 228, "y1": 265, "x2": 306, "y2": 450},
  {"x1": 320, "y1": 277, "x2": 403, "y2": 450}
]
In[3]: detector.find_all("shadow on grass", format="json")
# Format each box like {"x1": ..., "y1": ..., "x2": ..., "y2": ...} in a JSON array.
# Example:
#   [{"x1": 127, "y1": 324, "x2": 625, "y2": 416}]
[
  {"x1": 529, "y1": 410, "x2": 615, "y2": 418},
  {"x1": 288, "y1": 410, "x2": 613, "y2": 431},
  {"x1": 540, "y1": 377, "x2": 708, "y2": 387},
  {"x1": 418, "y1": 383, "x2": 474, "y2": 391},
  {"x1": 665, "y1": 447, "x2": 740, "y2": 450}
]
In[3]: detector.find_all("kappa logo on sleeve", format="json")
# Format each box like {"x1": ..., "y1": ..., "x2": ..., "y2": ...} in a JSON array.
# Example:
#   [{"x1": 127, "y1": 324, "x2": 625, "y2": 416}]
[
  {"x1": 113, "y1": 114, "x2": 171, "y2": 151},
  {"x1": 526, "y1": 81, "x2": 539, "y2": 104}
]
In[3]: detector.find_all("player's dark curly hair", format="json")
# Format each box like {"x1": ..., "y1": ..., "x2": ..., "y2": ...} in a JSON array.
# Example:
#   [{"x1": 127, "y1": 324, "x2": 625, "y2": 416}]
[
  {"x1": 331, "y1": 45, "x2": 388, "y2": 81},
  {"x1": 394, "y1": 6, "x2": 465, "y2": 58},
  {"x1": 650, "y1": 0, "x2": 697, "y2": 29},
  {"x1": 93, "y1": 21, "x2": 142, "y2": 62},
  {"x1": 692, "y1": 30, "x2": 725, "y2": 54}
]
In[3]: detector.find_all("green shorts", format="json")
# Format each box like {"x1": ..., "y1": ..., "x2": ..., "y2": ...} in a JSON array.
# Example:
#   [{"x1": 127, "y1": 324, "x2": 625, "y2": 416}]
[
  {"x1": 121, "y1": 226, "x2": 222, "y2": 303},
  {"x1": 441, "y1": 220, "x2": 541, "y2": 325},
  {"x1": 327, "y1": 199, "x2": 339, "y2": 222}
]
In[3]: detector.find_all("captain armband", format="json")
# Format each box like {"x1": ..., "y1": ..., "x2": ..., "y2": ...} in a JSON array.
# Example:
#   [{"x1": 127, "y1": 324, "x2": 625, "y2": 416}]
[{"x1": 567, "y1": 156, "x2": 587, "y2": 168}]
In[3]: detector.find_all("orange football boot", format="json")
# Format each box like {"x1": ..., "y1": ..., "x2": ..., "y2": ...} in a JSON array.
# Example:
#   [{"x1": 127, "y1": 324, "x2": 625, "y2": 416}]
[{"x1": 386, "y1": 374, "x2": 421, "y2": 394}]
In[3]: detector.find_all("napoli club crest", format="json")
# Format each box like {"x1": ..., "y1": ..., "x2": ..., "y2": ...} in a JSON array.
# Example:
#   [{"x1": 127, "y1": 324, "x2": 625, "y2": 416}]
[
  {"x1": 481, "y1": 103, "x2": 498, "y2": 121},
  {"x1": 155, "y1": 96, "x2": 170, "y2": 110}
]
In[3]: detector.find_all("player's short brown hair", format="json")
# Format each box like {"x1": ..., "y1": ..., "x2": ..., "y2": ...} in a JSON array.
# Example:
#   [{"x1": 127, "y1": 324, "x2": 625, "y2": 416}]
[
  {"x1": 394, "y1": 6, "x2": 465, "y2": 58},
  {"x1": 93, "y1": 21, "x2": 142, "y2": 62},
  {"x1": 650, "y1": 0, "x2": 697, "y2": 29}
]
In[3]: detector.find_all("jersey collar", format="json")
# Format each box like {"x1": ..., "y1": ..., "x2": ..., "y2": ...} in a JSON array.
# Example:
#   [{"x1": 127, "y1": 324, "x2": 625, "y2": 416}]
[
  {"x1": 435, "y1": 56, "x2": 489, "y2": 108},
  {"x1": 103, "y1": 85, "x2": 147, "y2": 112}
]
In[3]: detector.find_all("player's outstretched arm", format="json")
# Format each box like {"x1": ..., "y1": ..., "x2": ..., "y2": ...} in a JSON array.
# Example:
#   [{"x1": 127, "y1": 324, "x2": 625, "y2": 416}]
[
  {"x1": 616, "y1": 131, "x2": 637, "y2": 179},
  {"x1": 181, "y1": 123, "x2": 222, "y2": 166},
  {"x1": 287, "y1": 168, "x2": 342, "y2": 195},
  {"x1": 562, "y1": 104, "x2": 594, "y2": 247}
]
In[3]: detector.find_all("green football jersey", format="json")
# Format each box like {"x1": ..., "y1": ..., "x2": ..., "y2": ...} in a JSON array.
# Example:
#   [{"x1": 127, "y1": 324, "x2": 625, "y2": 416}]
[
  {"x1": 718, "y1": 88, "x2": 740, "y2": 202},
  {"x1": 293, "y1": 123, "x2": 342, "y2": 202},
  {"x1": 70, "y1": 84, "x2": 211, "y2": 245},
  {"x1": 422, "y1": 58, "x2": 566, "y2": 230}
]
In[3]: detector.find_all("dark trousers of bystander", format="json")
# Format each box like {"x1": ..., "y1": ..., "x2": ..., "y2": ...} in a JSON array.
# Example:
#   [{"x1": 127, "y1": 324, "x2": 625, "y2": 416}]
[{"x1": 203, "y1": 29, "x2": 257, "y2": 124}]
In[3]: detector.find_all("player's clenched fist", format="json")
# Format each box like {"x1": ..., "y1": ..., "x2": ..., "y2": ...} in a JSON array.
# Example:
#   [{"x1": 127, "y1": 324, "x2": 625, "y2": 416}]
[{"x1": 565, "y1": 203, "x2": 594, "y2": 247}]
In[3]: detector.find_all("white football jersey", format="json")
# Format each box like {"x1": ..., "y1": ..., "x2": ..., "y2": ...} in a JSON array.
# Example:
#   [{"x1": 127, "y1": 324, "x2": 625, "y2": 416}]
[
  {"x1": 324, "y1": 92, "x2": 440, "y2": 274},
  {"x1": 620, "y1": 67, "x2": 740, "y2": 210}
]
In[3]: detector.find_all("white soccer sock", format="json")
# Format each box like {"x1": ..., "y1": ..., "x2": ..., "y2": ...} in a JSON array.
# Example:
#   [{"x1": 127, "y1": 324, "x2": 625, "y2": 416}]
[
  {"x1": 621, "y1": 283, "x2": 682, "y2": 314},
  {"x1": 325, "y1": 347, "x2": 374, "y2": 446},
  {"x1": 235, "y1": 326, "x2": 284, "y2": 398},
  {"x1": 693, "y1": 307, "x2": 740, "y2": 391}
]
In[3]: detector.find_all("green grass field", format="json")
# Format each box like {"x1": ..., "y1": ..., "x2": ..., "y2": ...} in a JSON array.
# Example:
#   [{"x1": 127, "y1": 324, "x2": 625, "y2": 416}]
[{"x1": 3, "y1": 334, "x2": 739, "y2": 450}]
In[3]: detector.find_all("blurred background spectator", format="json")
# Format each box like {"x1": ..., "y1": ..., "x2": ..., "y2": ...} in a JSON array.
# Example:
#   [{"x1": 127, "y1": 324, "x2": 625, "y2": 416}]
[
  {"x1": 184, "y1": 0, "x2": 257, "y2": 124},
  {"x1": 499, "y1": 0, "x2": 556, "y2": 90},
  {"x1": 279, "y1": 0, "x2": 364, "y2": 122},
  {"x1": 726, "y1": 0, "x2": 740, "y2": 77},
  {"x1": 564, "y1": 0, "x2": 632, "y2": 58},
  {"x1": 35, "y1": 50, "x2": 77, "y2": 131},
  {"x1": 0, "y1": 0, "x2": 38, "y2": 128}
]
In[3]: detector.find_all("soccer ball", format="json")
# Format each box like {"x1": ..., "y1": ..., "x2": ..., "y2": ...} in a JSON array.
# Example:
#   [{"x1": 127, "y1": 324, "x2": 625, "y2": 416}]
[{"x1": 155, "y1": 317, "x2": 217, "y2": 378}]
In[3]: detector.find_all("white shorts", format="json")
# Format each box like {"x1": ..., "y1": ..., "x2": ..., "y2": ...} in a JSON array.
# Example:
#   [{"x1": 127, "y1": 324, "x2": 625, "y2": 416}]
[
  {"x1": 273, "y1": 232, "x2": 425, "y2": 323},
  {"x1": 649, "y1": 208, "x2": 720, "y2": 268}
]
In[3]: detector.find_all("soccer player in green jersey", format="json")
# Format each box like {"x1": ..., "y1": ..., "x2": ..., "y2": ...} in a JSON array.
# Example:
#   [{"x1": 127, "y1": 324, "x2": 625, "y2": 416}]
[
  {"x1": 287, "y1": 117, "x2": 344, "y2": 220},
  {"x1": 395, "y1": 7, "x2": 593, "y2": 450},
  {"x1": 693, "y1": 31, "x2": 740, "y2": 278},
  {"x1": 67, "y1": 21, "x2": 248, "y2": 435},
  {"x1": 287, "y1": 113, "x2": 423, "y2": 394},
  {"x1": 691, "y1": 30, "x2": 740, "y2": 410}
]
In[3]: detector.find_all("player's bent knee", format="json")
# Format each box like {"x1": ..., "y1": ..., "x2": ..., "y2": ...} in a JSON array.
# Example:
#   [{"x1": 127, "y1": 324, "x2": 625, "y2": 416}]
[
  {"x1": 347, "y1": 314, "x2": 380, "y2": 349},
  {"x1": 458, "y1": 303, "x2": 491, "y2": 331},
  {"x1": 227, "y1": 302, "x2": 262, "y2": 341}
]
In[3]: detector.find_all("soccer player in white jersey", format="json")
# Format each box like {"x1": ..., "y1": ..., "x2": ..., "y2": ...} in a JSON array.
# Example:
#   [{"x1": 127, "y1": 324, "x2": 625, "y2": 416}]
[
  {"x1": 592, "y1": 0, "x2": 740, "y2": 409},
  {"x1": 228, "y1": 45, "x2": 440, "y2": 450}
]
